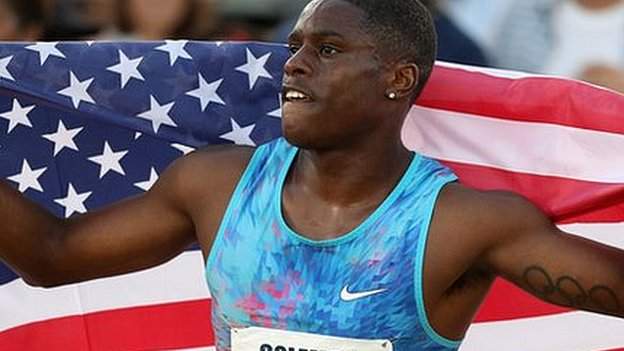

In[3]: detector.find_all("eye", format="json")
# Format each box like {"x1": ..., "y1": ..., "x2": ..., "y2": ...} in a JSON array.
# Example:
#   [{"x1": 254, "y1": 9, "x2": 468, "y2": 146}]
[
  {"x1": 288, "y1": 44, "x2": 301, "y2": 56},
  {"x1": 319, "y1": 45, "x2": 339, "y2": 57}
]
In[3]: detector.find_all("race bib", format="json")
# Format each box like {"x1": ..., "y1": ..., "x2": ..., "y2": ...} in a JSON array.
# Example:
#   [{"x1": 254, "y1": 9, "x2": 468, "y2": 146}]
[{"x1": 231, "y1": 327, "x2": 393, "y2": 351}]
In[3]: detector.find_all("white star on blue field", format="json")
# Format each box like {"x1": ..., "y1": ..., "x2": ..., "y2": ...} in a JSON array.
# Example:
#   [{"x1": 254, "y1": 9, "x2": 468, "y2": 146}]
[{"x1": 0, "y1": 41, "x2": 289, "y2": 284}]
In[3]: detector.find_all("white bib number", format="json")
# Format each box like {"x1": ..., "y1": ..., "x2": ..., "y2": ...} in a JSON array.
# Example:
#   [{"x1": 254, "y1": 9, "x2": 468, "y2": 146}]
[{"x1": 231, "y1": 327, "x2": 393, "y2": 351}]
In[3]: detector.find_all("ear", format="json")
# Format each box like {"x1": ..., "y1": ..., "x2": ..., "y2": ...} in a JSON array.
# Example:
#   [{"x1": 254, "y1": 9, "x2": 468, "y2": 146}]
[{"x1": 388, "y1": 63, "x2": 420, "y2": 99}]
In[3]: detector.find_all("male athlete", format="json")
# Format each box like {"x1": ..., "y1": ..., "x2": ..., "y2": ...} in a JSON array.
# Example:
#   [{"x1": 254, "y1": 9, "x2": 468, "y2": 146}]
[{"x1": 1, "y1": 0, "x2": 623, "y2": 350}]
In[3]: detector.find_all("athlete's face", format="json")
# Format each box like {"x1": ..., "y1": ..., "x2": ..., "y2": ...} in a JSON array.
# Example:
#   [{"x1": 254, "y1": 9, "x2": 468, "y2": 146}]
[{"x1": 282, "y1": 0, "x2": 390, "y2": 149}]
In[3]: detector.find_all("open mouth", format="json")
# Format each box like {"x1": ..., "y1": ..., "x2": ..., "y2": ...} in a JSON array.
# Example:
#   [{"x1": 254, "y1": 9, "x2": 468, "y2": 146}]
[{"x1": 283, "y1": 88, "x2": 313, "y2": 103}]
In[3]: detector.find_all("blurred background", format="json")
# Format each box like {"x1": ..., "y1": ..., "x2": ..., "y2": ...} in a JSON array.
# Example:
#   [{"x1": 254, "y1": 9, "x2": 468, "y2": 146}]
[{"x1": 2, "y1": 0, "x2": 624, "y2": 92}]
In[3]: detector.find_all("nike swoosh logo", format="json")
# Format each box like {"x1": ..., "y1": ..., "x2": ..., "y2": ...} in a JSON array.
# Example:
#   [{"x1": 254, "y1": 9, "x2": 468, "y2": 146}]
[{"x1": 340, "y1": 286, "x2": 388, "y2": 302}]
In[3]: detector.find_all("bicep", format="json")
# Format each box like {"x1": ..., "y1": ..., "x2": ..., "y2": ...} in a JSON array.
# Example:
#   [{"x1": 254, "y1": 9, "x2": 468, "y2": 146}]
[{"x1": 483, "y1": 197, "x2": 624, "y2": 317}]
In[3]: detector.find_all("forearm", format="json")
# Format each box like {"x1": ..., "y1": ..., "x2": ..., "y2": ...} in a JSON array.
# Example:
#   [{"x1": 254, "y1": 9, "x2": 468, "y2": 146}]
[{"x1": 0, "y1": 181, "x2": 64, "y2": 285}]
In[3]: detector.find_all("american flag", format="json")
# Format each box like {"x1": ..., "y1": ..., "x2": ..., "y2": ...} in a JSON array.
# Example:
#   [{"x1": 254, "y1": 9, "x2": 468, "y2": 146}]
[{"x1": 0, "y1": 41, "x2": 623, "y2": 350}]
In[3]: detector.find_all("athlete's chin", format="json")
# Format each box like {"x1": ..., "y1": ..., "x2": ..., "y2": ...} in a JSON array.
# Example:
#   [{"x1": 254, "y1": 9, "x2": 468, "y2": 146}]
[
  {"x1": 281, "y1": 124, "x2": 323, "y2": 151},
  {"x1": 282, "y1": 125, "x2": 316, "y2": 150},
  {"x1": 282, "y1": 111, "x2": 316, "y2": 148}
]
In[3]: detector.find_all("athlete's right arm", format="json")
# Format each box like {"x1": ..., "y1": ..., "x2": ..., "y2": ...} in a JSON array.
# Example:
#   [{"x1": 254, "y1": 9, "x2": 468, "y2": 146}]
[{"x1": 0, "y1": 145, "x2": 253, "y2": 288}]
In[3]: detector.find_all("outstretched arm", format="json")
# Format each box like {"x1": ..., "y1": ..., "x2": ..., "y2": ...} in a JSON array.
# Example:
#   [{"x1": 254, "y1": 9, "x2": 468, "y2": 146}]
[
  {"x1": 0, "y1": 158, "x2": 195, "y2": 287},
  {"x1": 472, "y1": 189, "x2": 624, "y2": 317},
  {"x1": 0, "y1": 146, "x2": 252, "y2": 288}
]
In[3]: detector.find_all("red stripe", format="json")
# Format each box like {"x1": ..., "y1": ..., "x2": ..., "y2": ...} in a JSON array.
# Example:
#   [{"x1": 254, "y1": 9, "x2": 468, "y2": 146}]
[
  {"x1": 0, "y1": 299, "x2": 214, "y2": 351},
  {"x1": 420, "y1": 66, "x2": 624, "y2": 135},
  {"x1": 0, "y1": 288, "x2": 617, "y2": 347},
  {"x1": 0, "y1": 315, "x2": 91, "y2": 351},
  {"x1": 475, "y1": 278, "x2": 571, "y2": 323},
  {"x1": 443, "y1": 160, "x2": 624, "y2": 224}
]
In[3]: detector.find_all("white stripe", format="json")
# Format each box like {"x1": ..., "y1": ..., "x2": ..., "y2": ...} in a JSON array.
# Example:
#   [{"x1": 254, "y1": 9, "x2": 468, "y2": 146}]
[
  {"x1": 402, "y1": 106, "x2": 624, "y2": 183},
  {"x1": 561, "y1": 222, "x2": 624, "y2": 250},
  {"x1": 0, "y1": 250, "x2": 209, "y2": 332},
  {"x1": 460, "y1": 311, "x2": 624, "y2": 351},
  {"x1": 435, "y1": 61, "x2": 615, "y2": 94},
  {"x1": 436, "y1": 60, "x2": 547, "y2": 79}
]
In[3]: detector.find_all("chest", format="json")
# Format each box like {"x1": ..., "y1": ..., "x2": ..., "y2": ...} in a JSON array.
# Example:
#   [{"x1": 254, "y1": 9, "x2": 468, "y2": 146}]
[
  {"x1": 281, "y1": 191, "x2": 383, "y2": 241},
  {"x1": 207, "y1": 214, "x2": 423, "y2": 337}
]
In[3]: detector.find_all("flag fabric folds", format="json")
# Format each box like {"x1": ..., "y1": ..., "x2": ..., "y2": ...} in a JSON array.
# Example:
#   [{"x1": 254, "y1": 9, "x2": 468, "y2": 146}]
[{"x1": 0, "y1": 41, "x2": 622, "y2": 351}]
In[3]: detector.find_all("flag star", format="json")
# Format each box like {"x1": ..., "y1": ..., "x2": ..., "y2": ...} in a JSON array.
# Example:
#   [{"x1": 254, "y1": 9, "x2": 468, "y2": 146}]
[
  {"x1": 134, "y1": 132, "x2": 142, "y2": 140},
  {"x1": 137, "y1": 95, "x2": 177, "y2": 133},
  {"x1": 26, "y1": 42, "x2": 66, "y2": 65},
  {"x1": 186, "y1": 75, "x2": 225, "y2": 111},
  {"x1": 171, "y1": 143, "x2": 195, "y2": 155},
  {"x1": 57, "y1": 71, "x2": 95, "y2": 109},
  {"x1": 236, "y1": 48, "x2": 273, "y2": 90},
  {"x1": 268, "y1": 94, "x2": 282, "y2": 118},
  {"x1": 220, "y1": 118, "x2": 256, "y2": 146},
  {"x1": 8, "y1": 160, "x2": 47, "y2": 193},
  {"x1": 88, "y1": 141, "x2": 129, "y2": 178},
  {"x1": 54, "y1": 183, "x2": 92, "y2": 218},
  {"x1": 134, "y1": 168, "x2": 159, "y2": 191},
  {"x1": 42, "y1": 120, "x2": 83, "y2": 156},
  {"x1": 0, "y1": 99, "x2": 35, "y2": 133},
  {"x1": 0, "y1": 56, "x2": 14, "y2": 81},
  {"x1": 107, "y1": 50, "x2": 145, "y2": 89},
  {"x1": 156, "y1": 40, "x2": 192, "y2": 66}
]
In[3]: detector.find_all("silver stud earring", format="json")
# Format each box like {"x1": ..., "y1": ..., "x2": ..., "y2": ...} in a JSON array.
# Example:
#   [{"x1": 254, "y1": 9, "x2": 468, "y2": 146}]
[{"x1": 387, "y1": 92, "x2": 398, "y2": 100}]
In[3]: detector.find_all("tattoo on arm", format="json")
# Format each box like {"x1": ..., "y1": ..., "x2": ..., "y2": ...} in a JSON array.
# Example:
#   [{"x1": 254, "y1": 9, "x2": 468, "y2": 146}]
[{"x1": 522, "y1": 266, "x2": 622, "y2": 314}]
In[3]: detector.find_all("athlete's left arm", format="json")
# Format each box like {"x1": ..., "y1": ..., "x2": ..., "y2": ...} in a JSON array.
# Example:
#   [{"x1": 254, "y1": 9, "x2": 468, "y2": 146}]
[{"x1": 475, "y1": 190, "x2": 624, "y2": 318}]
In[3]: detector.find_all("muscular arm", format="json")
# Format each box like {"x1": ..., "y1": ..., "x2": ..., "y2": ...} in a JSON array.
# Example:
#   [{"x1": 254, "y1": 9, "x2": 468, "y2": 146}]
[
  {"x1": 442, "y1": 185, "x2": 624, "y2": 318},
  {"x1": 482, "y1": 193, "x2": 624, "y2": 317},
  {"x1": 0, "y1": 145, "x2": 252, "y2": 287}
]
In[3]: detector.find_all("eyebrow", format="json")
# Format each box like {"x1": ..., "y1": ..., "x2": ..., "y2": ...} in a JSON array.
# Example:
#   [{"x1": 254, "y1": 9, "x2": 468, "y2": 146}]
[{"x1": 288, "y1": 29, "x2": 346, "y2": 41}]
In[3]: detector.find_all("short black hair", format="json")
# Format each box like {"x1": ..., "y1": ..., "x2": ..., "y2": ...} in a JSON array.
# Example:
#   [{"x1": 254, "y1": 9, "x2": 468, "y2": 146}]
[{"x1": 343, "y1": 0, "x2": 437, "y2": 100}]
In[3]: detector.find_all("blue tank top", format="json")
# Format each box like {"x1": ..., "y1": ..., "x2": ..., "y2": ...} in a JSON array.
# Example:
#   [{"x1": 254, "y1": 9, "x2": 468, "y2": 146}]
[{"x1": 206, "y1": 138, "x2": 461, "y2": 351}]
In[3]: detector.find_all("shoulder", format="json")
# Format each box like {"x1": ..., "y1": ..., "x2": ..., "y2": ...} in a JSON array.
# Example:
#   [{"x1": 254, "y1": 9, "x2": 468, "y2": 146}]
[
  {"x1": 439, "y1": 183, "x2": 535, "y2": 217},
  {"x1": 151, "y1": 144, "x2": 255, "y2": 212},
  {"x1": 168, "y1": 144, "x2": 255, "y2": 180},
  {"x1": 424, "y1": 182, "x2": 556, "y2": 290},
  {"x1": 433, "y1": 183, "x2": 555, "y2": 254}
]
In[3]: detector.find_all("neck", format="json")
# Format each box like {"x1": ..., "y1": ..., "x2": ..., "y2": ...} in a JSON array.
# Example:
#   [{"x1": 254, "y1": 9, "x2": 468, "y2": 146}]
[{"x1": 289, "y1": 133, "x2": 413, "y2": 207}]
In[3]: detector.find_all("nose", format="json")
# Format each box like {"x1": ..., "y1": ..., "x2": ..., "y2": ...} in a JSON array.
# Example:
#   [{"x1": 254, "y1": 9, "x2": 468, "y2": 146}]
[{"x1": 284, "y1": 46, "x2": 313, "y2": 77}]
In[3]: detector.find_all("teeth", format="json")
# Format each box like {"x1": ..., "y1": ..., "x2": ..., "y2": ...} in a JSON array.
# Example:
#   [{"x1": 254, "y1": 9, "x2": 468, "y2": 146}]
[{"x1": 285, "y1": 90, "x2": 308, "y2": 100}]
